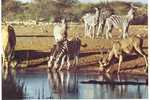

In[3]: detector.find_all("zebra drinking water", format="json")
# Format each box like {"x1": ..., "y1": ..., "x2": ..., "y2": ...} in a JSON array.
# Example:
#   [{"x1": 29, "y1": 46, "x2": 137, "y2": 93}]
[{"x1": 48, "y1": 34, "x2": 86, "y2": 71}]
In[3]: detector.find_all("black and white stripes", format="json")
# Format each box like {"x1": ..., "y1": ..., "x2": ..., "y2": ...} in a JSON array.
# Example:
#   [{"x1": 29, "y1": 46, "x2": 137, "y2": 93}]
[
  {"x1": 104, "y1": 4, "x2": 136, "y2": 39},
  {"x1": 48, "y1": 37, "x2": 82, "y2": 71},
  {"x1": 96, "y1": 8, "x2": 113, "y2": 37}
]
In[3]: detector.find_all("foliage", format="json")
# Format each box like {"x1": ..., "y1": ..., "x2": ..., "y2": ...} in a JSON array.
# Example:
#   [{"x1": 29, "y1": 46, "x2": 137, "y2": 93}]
[{"x1": 2, "y1": 0, "x2": 147, "y2": 24}]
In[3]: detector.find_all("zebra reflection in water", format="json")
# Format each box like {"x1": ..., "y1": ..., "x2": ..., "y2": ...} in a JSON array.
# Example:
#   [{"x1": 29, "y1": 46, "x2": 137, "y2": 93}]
[{"x1": 47, "y1": 71, "x2": 78, "y2": 98}]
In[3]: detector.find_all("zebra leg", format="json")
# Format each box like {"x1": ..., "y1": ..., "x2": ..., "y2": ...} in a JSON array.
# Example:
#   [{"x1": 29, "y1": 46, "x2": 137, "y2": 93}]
[
  {"x1": 58, "y1": 55, "x2": 66, "y2": 71},
  {"x1": 84, "y1": 23, "x2": 87, "y2": 37},
  {"x1": 105, "y1": 23, "x2": 111, "y2": 39},
  {"x1": 53, "y1": 59, "x2": 59, "y2": 70},
  {"x1": 122, "y1": 25, "x2": 129, "y2": 39},
  {"x1": 92, "y1": 26, "x2": 95, "y2": 39},
  {"x1": 53, "y1": 53, "x2": 63, "y2": 70},
  {"x1": 48, "y1": 56, "x2": 54, "y2": 69},
  {"x1": 122, "y1": 32, "x2": 126, "y2": 39},
  {"x1": 66, "y1": 55, "x2": 71, "y2": 70},
  {"x1": 122, "y1": 32, "x2": 128, "y2": 39},
  {"x1": 108, "y1": 25, "x2": 113, "y2": 38},
  {"x1": 88, "y1": 26, "x2": 92, "y2": 38},
  {"x1": 122, "y1": 27, "x2": 126, "y2": 39},
  {"x1": 105, "y1": 29, "x2": 110, "y2": 39},
  {"x1": 96, "y1": 23, "x2": 101, "y2": 38},
  {"x1": 108, "y1": 33, "x2": 112, "y2": 38}
]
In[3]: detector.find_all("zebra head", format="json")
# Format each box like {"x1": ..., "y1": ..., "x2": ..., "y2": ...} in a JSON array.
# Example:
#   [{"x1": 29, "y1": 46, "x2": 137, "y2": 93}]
[
  {"x1": 128, "y1": 3, "x2": 138, "y2": 16},
  {"x1": 127, "y1": 3, "x2": 138, "y2": 21}
]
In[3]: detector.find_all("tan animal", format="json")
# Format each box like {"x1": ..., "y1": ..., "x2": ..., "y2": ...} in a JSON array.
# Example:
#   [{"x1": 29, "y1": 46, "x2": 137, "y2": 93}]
[
  {"x1": 2, "y1": 24, "x2": 16, "y2": 70},
  {"x1": 99, "y1": 34, "x2": 148, "y2": 73}
]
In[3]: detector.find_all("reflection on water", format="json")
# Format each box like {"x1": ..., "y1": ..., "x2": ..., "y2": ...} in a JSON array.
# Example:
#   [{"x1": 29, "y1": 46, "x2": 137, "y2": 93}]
[{"x1": 10, "y1": 69, "x2": 148, "y2": 99}]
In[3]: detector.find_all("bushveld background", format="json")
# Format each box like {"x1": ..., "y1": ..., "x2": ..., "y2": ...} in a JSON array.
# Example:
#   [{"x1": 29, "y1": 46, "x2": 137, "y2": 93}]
[{"x1": 2, "y1": 0, "x2": 147, "y2": 24}]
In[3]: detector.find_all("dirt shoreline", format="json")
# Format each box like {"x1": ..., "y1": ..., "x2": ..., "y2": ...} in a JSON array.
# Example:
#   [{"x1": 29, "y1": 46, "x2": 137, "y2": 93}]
[{"x1": 12, "y1": 25, "x2": 148, "y2": 77}]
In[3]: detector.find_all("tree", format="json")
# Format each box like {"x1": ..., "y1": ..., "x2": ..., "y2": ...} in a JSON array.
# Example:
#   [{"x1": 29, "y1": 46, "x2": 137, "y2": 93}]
[
  {"x1": 31, "y1": 0, "x2": 78, "y2": 21},
  {"x1": 2, "y1": 0, "x2": 23, "y2": 20}
]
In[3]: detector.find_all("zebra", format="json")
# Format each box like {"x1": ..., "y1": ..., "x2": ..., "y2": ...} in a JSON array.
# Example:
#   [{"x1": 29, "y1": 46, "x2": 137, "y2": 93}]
[
  {"x1": 48, "y1": 34, "x2": 86, "y2": 71},
  {"x1": 96, "y1": 7, "x2": 113, "y2": 38},
  {"x1": 53, "y1": 18, "x2": 68, "y2": 43},
  {"x1": 82, "y1": 7, "x2": 99, "y2": 38},
  {"x1": 104, "y1": 3, "x2": 137, "y2": 39},
  {"x1": 48, "y1": 40, "x2": 67, "y2": 70}
]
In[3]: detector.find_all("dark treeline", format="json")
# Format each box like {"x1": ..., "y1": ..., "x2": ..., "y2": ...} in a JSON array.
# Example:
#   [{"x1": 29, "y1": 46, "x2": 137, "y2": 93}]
[{"x1": 2, "y1": 0, "x2": 147, "y2": 24}]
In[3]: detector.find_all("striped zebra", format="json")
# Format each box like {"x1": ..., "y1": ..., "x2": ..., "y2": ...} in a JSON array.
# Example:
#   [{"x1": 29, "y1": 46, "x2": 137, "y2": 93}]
[
  {"x1": 96, "y1": 7, "x2": 113, "y2": 38},
  {"x1": 104, "y1": 4, "x2": 137, "y2": 39},
  {"x1": 48, "y1": 39, "x2": 67, "y2": 70},
  {"x1": 53, "y1": 18, "x2": 68, "y2": 43},
  {"x1": 82, "y1": 7, "x2": 99, "y2": 38},
  {"x1": 48, "y1": 35, "x2": 86, "y2": 71}
]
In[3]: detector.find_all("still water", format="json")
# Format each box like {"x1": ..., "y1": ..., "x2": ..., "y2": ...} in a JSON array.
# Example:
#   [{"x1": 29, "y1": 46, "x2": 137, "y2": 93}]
[{"x1": 12, "y1": 69, "x2": 148, "y2": 99}]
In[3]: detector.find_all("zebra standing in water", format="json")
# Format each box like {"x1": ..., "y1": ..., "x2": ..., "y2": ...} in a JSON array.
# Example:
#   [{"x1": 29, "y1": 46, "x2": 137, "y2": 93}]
[
  {"x1": 48, "y1": 39, "x2": 68, "y2": 70},
  {"x1": 48, "y1": 34, "x2": 85, "y2": 71},
  {"x1": 96, "y1": 7, "x2": 113, "y2": 38},
  {"x1": 104, "y1": 3, "x2": 137, "y2": 39}
]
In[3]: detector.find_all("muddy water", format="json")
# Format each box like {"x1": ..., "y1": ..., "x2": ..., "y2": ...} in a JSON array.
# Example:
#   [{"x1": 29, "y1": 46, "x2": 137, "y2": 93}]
[{"x1": 11, "y1": 69, "x2": 147, "y2": 99}]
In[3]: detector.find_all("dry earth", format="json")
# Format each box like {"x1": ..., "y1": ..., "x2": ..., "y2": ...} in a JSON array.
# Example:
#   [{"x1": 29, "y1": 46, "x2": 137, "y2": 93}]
[{"x1": 13, "y1": 24, "x2": 148, "y2": 75}]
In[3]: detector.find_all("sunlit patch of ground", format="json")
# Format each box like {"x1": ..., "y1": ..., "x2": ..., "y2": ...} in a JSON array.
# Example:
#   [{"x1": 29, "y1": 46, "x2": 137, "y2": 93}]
[{"x1": 13, "y1": 24, "x2": 148, "y2": 75}]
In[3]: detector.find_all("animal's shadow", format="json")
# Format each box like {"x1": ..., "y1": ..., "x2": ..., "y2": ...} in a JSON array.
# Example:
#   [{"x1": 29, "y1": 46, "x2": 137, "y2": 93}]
[
  {"x1": 15, "y1": 50, "x2": 50, "y2": 60},
  {"x1": 16, "y1": 35, "x2": 54, "y2": 37},
  {"x1": 14, "y1": 48, "x2": 147, "y2": 68},
  {"x1": 79, "y1": 51, "x2": 100, "y2": 57},
  {"x1": 14, "y1": 50, "x2": 50, "y2": 67}
]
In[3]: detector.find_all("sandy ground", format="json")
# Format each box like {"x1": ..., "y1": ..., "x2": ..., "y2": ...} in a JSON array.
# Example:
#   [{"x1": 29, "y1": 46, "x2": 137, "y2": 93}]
[{"x1": 13, "y1": 24, "x2": 148, "y2": 75}]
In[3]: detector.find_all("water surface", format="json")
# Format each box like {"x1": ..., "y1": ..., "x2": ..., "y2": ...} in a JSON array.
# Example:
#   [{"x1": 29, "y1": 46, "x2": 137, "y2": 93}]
[{"x1": 12, "y1": 69, "x2": 148, "y2": 99}]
